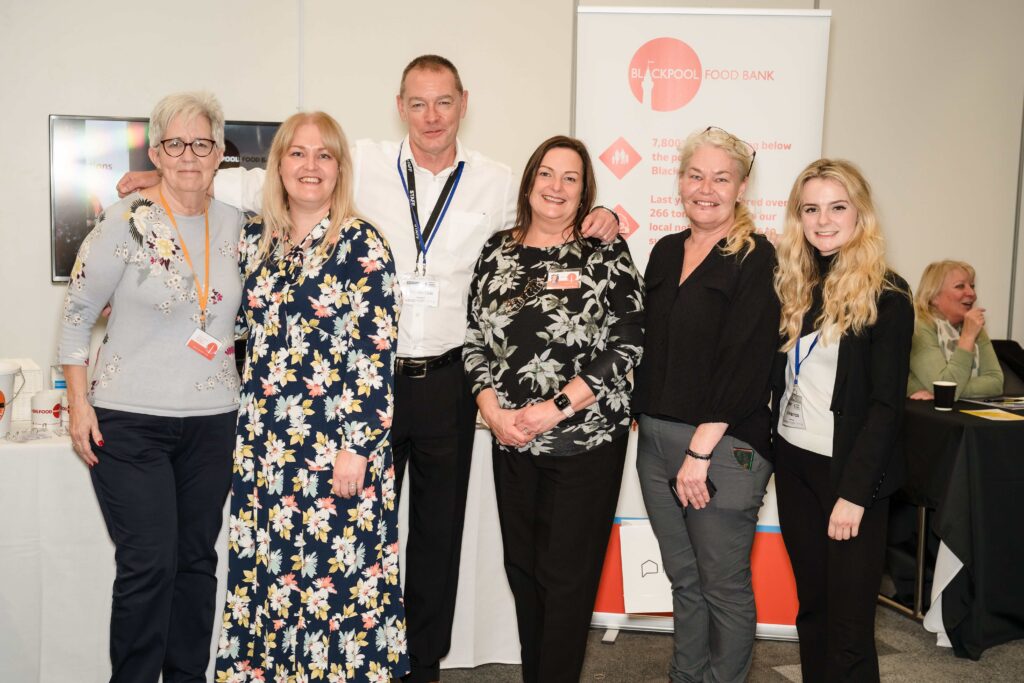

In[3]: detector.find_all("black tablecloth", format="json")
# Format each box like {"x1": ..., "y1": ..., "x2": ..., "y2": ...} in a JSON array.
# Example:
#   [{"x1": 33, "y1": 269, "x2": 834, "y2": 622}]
[{"x1": 902, "y1": 400, "x2": 1024, "y2": 659}]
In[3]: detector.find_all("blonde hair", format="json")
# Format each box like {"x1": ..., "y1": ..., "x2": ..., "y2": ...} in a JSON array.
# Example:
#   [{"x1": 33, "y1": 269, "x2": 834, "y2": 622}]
[
  {"x1": 677, "y1": 126, "x2": 757, "y2": 258},
  {"x1": 253, "y1": 112, "x2": 360, "y2": 264},
  {"x1": 774, "y1": 159, "x2": 905, "y2": 350},
  {"x1": 148, "y1": 91, "x2": 225, "y2": 150},
  {"x1": 914, "y1": 260, "x2": 976, "y2": 326}
]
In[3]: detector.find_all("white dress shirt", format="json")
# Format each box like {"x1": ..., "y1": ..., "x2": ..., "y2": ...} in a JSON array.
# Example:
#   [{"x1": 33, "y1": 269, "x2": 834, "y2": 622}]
[{"x1": 215, "y1": 136, "x2": 517, "y2": 357}]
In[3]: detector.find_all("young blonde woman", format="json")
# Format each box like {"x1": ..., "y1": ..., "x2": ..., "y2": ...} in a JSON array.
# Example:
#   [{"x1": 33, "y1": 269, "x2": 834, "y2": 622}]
[{"x1": 772, "y1": 159, "x2": 913, "y2": 682}]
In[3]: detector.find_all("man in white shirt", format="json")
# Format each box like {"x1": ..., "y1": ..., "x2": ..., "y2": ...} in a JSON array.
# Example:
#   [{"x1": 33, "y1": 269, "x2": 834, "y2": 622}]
[{"x1": 118, "y1": 55, "x2": 619, "y2": 682}]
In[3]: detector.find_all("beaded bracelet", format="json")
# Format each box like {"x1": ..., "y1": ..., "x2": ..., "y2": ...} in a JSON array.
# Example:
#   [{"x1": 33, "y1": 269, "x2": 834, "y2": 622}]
[{"x1": 686, "y1": 448, "x2": 712, "y2": 461}]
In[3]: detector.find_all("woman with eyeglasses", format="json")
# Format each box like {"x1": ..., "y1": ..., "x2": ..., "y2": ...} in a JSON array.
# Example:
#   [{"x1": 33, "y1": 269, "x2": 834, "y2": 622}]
[
  {"x1": 772, "y1": 159, "x2": 912, "y2": 681},
  {"x1": 463, "y1": 135, "x2": 643, "y2": 682},
  {"x1": 632, "y1": 126, "x2": 779, "y2": 683},
  {"x1": 59, "y1": 92, "x2": 242, "y2": 681}
]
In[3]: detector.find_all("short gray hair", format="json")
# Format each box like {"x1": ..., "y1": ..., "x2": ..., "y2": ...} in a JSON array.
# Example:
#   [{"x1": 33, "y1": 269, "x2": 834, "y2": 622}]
[{"x1": 148, "y1": 91, "x2": 225, "y2": 150}]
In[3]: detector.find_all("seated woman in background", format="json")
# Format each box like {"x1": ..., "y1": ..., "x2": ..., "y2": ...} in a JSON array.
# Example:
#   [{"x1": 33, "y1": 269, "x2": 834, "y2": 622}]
[{"x1": 907, "y1": 260, "x2": 1003, "y2": 400}]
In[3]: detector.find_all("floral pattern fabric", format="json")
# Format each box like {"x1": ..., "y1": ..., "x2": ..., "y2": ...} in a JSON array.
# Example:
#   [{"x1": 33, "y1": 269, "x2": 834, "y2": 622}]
[
  {"x1": 58, "y1": 193, "x2": 242, "y2": 416},
  {"x1": 464, "y1": 232, "x2": 644, "y2": 456},
  {"x1": 216, "y1": 216, "x2": 409, "y2": 682}
]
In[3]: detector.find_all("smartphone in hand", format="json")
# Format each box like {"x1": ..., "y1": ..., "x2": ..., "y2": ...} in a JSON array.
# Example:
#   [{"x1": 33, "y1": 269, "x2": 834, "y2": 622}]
[{"x1": 668, "y1": 476, "x2": 717, "y2": 507}]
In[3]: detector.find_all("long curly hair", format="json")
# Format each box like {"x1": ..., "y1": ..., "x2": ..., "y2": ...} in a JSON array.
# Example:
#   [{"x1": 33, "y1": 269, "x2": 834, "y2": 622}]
[{"x1": 774, "y1": 158, "x2": 904, "y2": 350}]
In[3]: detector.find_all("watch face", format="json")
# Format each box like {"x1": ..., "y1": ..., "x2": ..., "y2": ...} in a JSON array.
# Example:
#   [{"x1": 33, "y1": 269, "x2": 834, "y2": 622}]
[{"x1": 554, "y1": 393, "x2": 571, "y2": 410}]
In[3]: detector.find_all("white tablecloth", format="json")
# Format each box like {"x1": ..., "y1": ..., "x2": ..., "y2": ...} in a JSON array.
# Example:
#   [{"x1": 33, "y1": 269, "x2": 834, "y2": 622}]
[{"x1": 0, "y1": 429, "x2": 518, "y2": 682}]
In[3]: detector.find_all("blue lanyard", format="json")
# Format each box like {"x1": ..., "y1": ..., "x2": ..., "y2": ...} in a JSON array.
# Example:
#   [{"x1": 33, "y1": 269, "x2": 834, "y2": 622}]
[
  {"x1": 793, "y1": 333, "x2": 819, "y2": 387},
  {"x1": 396, "y1": 142, "x2": 465, "y2": 271}
]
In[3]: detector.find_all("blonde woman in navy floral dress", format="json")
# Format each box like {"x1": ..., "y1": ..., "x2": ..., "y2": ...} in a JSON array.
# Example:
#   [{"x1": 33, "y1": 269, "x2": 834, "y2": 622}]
[{"x1": 216, "y1": 112, "x2": 408, "y2": 682}]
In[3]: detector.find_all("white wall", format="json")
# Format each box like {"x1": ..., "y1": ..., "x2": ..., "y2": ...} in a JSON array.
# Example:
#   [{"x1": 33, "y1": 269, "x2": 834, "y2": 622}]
[{"x1": 2, "y1": 0, "x2": 1023, "y2": 373}]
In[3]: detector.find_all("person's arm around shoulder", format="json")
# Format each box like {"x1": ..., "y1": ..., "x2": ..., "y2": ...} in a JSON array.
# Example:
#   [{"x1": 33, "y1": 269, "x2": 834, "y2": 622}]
[{"x1": 116, "y1": 167, "x2": 265, "y2": 212}]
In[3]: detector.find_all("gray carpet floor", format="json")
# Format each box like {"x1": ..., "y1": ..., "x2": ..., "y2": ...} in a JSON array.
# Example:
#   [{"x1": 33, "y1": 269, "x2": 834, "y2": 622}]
[{"x1": 439, "y1": 606, "x2": 1024, "y2": 681}]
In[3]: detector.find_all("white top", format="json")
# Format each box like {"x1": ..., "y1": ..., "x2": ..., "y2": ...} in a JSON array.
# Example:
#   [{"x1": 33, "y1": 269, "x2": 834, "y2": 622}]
[
  {"x1": 214, "y1": 136, "x2": 517, "y2": 357},
  {"x1": 777, "y1": 330, "x2": 839, "y2": 457}
]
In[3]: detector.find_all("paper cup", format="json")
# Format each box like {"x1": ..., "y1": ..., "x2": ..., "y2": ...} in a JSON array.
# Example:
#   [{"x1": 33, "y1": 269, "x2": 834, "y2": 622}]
[
  {"x1": 31, "y1": 389, "x2": 63, "y2": 432},
  {"x1": 933, "y1": 381, "x2": 957, "y2": 411}
]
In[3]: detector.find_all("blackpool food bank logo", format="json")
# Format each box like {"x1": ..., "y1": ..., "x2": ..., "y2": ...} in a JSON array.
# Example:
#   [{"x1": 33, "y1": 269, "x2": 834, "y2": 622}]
[{"x1": 629, "y1": 37, "x2": 703, "y2": 112}]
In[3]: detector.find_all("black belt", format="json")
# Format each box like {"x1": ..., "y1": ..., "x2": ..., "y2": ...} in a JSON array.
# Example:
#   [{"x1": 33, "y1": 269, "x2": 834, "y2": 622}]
[{"x1": 396, "y1": 346, "x2": 463, "y2": 379}]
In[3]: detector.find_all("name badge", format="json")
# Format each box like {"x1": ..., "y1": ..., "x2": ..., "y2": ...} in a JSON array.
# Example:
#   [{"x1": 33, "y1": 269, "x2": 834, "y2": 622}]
[
  {"x1": 546, "y1": 269, "x2": 582, "y2": 290},
  {"x1": 187, "y1": 328, "x2": 222, "y2": 361},
  {"x1": 401, "y1": 274, "x2": 440, "y2": 307},
  {"x1": 781, "y1": 386, "x2": 806, "y2": 430}
]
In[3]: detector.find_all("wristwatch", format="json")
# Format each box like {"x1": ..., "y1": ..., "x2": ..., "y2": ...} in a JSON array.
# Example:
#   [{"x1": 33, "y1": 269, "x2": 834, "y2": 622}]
[{"x1": 553, "y1": 392, "x2": 575, "y2": 418}]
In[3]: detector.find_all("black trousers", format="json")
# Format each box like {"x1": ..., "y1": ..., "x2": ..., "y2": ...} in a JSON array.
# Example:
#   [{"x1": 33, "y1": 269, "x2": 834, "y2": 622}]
[
  {"x1": 774, "y1": 437, "x2": 890, "y2": 683},
  {"x1": 392, "y1": 361, "x2": 477, "y2": 682},
  {"x1": 90, "y1": 407, "x2": 234, "y2": 683},
  {"x1": 492, "y1": 434, "x2": 627, "y2": 683}
]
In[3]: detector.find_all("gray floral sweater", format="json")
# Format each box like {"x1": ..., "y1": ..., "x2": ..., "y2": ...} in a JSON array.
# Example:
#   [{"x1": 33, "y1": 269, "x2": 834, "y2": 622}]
[
  {"x1": 464, "y1": 232, "x2": 644, "y2": 456},
  {"x1": 58, "y1": 193, "x2": 243, "y2": 416}
]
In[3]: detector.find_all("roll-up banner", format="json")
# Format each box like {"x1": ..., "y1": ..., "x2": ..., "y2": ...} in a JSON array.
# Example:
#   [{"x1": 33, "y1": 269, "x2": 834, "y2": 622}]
[{"x1": 575, "y1": 6, "x2": 831, "y2": 639}]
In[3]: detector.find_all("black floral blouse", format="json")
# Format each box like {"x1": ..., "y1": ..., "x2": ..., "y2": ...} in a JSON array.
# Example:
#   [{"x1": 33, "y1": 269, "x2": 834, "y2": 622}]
[{"x1": 464, "y1": 232, "x2": 644, "y2": 456}]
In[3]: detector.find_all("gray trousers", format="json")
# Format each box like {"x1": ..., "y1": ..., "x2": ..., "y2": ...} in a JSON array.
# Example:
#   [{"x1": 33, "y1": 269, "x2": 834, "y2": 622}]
[{"x1": 636, "y1": 415, "x2": 772, "y2": 683}]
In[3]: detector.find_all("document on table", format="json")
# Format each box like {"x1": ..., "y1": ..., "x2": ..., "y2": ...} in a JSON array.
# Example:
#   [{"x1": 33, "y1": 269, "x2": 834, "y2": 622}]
[{"x1": 959, "y1": 408, "x2": 1024, "y2": 421}]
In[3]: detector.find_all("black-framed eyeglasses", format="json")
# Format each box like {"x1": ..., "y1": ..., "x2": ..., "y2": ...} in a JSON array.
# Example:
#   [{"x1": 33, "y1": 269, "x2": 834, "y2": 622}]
[
  {"x1": 501, "y1": 277, "x2": 546, "y2": 314},
  {"x1": 159, "y1": 137, "x2": 216, "y2": 158},
  {"x1": 704, "y1": 126, "x2": 756, "y2": 174}
]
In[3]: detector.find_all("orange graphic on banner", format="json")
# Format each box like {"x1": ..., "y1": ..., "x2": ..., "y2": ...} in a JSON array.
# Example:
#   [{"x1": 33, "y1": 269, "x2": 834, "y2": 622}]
[
  {"x1": 0, "y1": 390, "x2": 6, "y2": 421},
  {"x1": 600, "y1": 138, "x2": 642, "y2": 180},
  {"x1": 629, "y1": 38, "x2": 703, "y2": 112}
]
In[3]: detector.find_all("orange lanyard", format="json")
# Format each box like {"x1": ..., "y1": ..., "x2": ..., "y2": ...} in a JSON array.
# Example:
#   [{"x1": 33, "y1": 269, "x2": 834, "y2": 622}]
[{"x1": 159, "y1": 190, "x2": 211, "y2": 330}]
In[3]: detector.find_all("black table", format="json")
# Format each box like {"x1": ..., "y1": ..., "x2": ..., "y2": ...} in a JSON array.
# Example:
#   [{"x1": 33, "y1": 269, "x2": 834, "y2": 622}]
[{"x1": 901, "y1": 399, "x2": 1024, "y2": 659}]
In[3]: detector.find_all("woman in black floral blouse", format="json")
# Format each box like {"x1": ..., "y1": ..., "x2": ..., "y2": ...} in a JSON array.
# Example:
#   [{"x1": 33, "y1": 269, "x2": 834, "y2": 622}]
[{"x1": 464, "y1": 135, "x2": 644, "y2": 683}]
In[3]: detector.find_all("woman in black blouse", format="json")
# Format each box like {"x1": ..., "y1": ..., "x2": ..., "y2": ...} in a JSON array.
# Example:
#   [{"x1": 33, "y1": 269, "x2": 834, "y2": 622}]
[
  {"x1": 772, "y1": 159, "x2": 912, "y2": 682},
  {"x1": 464, "y1": 135, "x2": 643, "y2": 683},
  {"x1": 633, "y1": 126, "x2": 779, "y2": 683}
]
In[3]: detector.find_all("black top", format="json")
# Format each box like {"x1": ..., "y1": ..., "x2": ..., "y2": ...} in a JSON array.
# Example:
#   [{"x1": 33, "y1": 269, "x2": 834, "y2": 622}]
[
  {"x1": 770, "y1": 265, "x2": 914, "y2": 506},
  {"x1": 632, "y1": 230, "x2": 780, "y2": 457},
  {"x1": 464, "y1": 232, "x2": 644, "y2": 456}
]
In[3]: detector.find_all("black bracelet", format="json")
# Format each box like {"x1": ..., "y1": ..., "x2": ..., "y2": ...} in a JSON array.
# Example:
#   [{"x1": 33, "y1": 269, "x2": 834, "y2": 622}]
[
  {"x1": 686, "y1": 448, "x2": 712, "y2": 461},
  {"x1": 594, "y1": 205, "x2": 621, "y2": 226}
]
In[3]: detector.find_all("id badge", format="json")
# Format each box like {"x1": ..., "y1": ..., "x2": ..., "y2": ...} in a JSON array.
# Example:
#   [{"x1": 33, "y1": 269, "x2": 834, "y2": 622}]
[
  {"x1": 781, "y1": 386, "x2": 806, "y2": 430},
  {"x1": 187, "y1": 328, "x2": 222, "y2": 361},
  {"x1": 546, "y1": 268, "x2": 582, "y2": 290},
  {"x1": 400, "y1": 274, "x2": 440, "y2": 307}
]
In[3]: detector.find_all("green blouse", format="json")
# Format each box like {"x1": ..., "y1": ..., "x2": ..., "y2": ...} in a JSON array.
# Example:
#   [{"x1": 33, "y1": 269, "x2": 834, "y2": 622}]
[{"x1": 906, "y1": 320, "x2": 1003, "y2": 399}]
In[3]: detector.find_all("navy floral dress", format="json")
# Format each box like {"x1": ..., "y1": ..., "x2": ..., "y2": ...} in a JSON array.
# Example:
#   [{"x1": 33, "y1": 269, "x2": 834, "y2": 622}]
[{"x1": 216, "y1": 215, "x2": 409, "y2": 682}]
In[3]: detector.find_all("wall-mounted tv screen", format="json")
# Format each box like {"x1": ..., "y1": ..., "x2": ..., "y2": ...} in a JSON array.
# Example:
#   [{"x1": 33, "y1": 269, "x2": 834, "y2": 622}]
[{"x1": 49, "y1": 115, "x2": 279, "y2": 281}]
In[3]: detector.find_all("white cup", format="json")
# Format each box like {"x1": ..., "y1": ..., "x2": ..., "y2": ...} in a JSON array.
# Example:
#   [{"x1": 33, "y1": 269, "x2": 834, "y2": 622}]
[
  {"x1": 0, "y1": 360, "x2": 25, "y2": 438},
  {"x1": 60, "y1": 393, "x2": 70, "y2": 430},
  {"x1": 31, "y1": 390, "x2": 64, "y2": 432}
]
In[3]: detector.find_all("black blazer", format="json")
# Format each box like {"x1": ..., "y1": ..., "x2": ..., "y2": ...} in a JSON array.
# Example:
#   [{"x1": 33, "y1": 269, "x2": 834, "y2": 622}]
[{"x1": 771, "y1": 275, "x2": 914, "y2": 507}]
